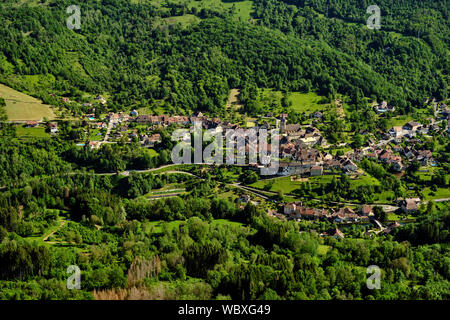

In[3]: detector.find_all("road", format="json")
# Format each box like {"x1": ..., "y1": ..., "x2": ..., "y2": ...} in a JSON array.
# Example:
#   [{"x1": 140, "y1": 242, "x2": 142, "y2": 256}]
[
  {"x1": 230, "y1": 183, "x2": 271, "y2": 200},
  {"x1": 97, "y1": 121, "x2": 114, "y2": 147}
]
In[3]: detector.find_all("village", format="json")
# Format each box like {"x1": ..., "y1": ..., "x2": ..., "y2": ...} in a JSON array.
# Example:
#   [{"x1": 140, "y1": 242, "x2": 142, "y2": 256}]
[{"x1": 17, "y1": 98, "x2": 449, "y2": 237}]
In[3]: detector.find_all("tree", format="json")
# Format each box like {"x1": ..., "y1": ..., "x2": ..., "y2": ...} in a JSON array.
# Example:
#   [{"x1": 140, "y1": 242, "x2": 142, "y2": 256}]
[
  {"x1": 373, "y1": 206, "x2": 386, "y2": 223},
  {"x1": 239, "y1": 170, "x2": 259, "y2": 185}
]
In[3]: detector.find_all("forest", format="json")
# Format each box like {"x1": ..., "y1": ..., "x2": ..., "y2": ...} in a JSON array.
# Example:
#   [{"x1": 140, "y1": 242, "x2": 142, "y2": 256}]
[{"x1": 0, "y1": 0, "x2": 447, "y2": 117}]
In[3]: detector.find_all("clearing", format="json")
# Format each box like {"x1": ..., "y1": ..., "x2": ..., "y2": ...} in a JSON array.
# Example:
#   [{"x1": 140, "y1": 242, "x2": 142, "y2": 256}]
[
  {"x1": 0, "y1": 83, "x2": 56, "y2": 121},
  {"x1": 226, "y1": 88, "x2": 243, "y2": 110}
]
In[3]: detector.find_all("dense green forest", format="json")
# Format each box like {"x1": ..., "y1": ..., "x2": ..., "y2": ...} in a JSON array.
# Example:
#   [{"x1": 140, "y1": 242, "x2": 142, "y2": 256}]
[{"x1": 0, "y1": 0, "x2": 447, "y2": 116}]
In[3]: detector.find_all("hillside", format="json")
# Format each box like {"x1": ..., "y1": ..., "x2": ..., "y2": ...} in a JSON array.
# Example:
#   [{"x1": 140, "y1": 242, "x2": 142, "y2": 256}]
[
  {"x1": 0, "y1": 0, "x2": 447, "y2": 117},
  {"x1": 0, "y1": 83, "x2": 56, "y2": 121}
]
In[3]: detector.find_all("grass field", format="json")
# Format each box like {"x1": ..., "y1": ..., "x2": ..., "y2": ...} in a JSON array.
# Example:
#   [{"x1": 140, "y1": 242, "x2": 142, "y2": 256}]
[
  {"x1": 164, "y1": 14, "x2": 201, "y2": 27},
  {"x1": 143, "y1": 182, "x2": 187, "y2": 197},
  {"x1": 0, "y1": 83, "x2": 56, "y2": 121},
  {"x1": 289, "y1": 92, "x2": 331, "y2": 113},
  {"x1": 211, "y1": 219, "x2": 244, "y2": 228},
  {"x1": 387, "y1": 213, "x2": 415, "y2": 221},
  {"x1": 147, "y1": 220, "x2": 184, "y2": 234},
  {"x1": 349, "y1": 174, "x2": 381, "y2": 189},
  {"x1": 257, "y1": 89, "x2": 333, "y2": 115},
  {"x1": 250, "y1": 173, "x2": 381, "y2": 195},
  {"x1": 422, "y1": 187, "x2": 450, "y2": 200},
  {"x1": 147, "y1": 0, "x2": 254, "y2": 22},
  {"x1": 329, "y1": 146, "x2": 353, "y2": 156},
  {"x1": 385, "y1": 115, "x2": 414, "y2": 128},
  {"x1": 88, "y1": 129, "x2": 104, "y2": 141},
  {"x1": 374, "y1": 190, "x2": 396, "y2": 203},
  {"x1": 185, "y1": 0, "x2": 254, "y2": 21},
  {"x1": 146, "y1": 218, "x2": 244, "y2": 234},
  {"x1": 149, "y1": 164, "x2": 191, "y2": 174},
  {"x1": 16, "y1": 126, "x2": 50, "y2": 138},
  {"x1": 23, "y1": 210, "x2": 68, "y2": 245},
  {"x1": 137, "y1": 102, "x2": 168, "y2": 116},
  {"x1": 415, "y1": 167, "x2": 450, "y2": 184}
]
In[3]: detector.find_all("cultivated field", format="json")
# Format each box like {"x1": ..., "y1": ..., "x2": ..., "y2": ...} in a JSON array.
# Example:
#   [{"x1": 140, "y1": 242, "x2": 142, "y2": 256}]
[{"x1": 0, "y1": 83, "x2": 56, "y2": 121}]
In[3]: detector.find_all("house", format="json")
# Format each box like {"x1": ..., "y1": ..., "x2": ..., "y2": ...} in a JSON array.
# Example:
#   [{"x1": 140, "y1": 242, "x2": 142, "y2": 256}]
[
  {"x1": 332, "y1": 207, "x2": 359, "y2": 223},
  {"x1": 128, "y1": 131, "x2": 138, "y2": 139},
  {"x1": 95, "y1": 95, "x2": 107, "y2": 105},
  {"x1": 374, "y1": 101, "x2": 395, "y2": 113},
  {"x1": 360, "y1": 205, "x2": 374, "y2": 217},
  {"x1": 313, "y1": 111, "x2": 323, "y2": 119},
  {"x1": 384, "y1": 221, "x2": 402, "y2": 234},
  {"x1": 403, "y1": 121, "x2": 421, "y2": 132},
  {"x1": 323, "y1": 158, "x2": 341, "y2": 170},
  {"x1": 143, "y1": 133, "x2": 161, "y2": 147},
  {"x1": 61, "y1": 97, "x2": 70, "y2": 103},
  {"x1": 310, "y1": 165, "x2": 323, "y2": 176},
  {"x1": 26, "y1": 121, "x2": 38, "y2": 128},
  {"x1": 284, "y1": 202, "x2": 300, "y2": 215},
  {"x1": 389, "y1": 126, "x2": 404, "y2": 138},
  {"x1": 97, "y1": 122, "x2": 106, "y2": 129},
  {"x1": 393, "y1": 161, "x2": 403, "y2": 172},
  {"x1": 283, "y1": 202, "x2": 329, "y2": 220},
  {"x1": 117, "y1": 112, "x2": 129, "y2": 122},
  {"x1": 329, "y1": 228, "x2": 345, "y2": 239},
  {"x1": 378, "y1": 149, "x2": 393, "y2": 162},
  {"x1": 415, "y1": 150, "x2": 433, "y2": 166},
  {"x1": 393, "y1": 145, "x2": 403, "y2": 153},
  {"x1": 130, "y1": 109, "x2": 139, "y2": 117},
  {"x1": 342, "y1": 159, "x2": 357, "y2": 172},
  {"x1": 49, "y1": 122, "x2": 58, "y2": 133},
  {"x1": 88, "y1": 141, "x2": 100, "y2": 149},
  {"x1": 108, "y1": 112, "x2": 120, "y2": 124},
  {"x1": 238, "y1": 194, "x2": 251, "y2": 203},
  {"x1": 389, "y1": 221, "x2": 401, "y2": 229},
  {"x1": 281, "y1": 123, "x2": 302, "y2": 135},
  {"x1": 403, "y1": 147, "x2": 414, "y2": 158},
  {"x1": 279, "y1": 162, "x2": 312, "y2": 176},
  {"x1": 399, "y1": 198, "x2": 421, "y2": 213}
]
